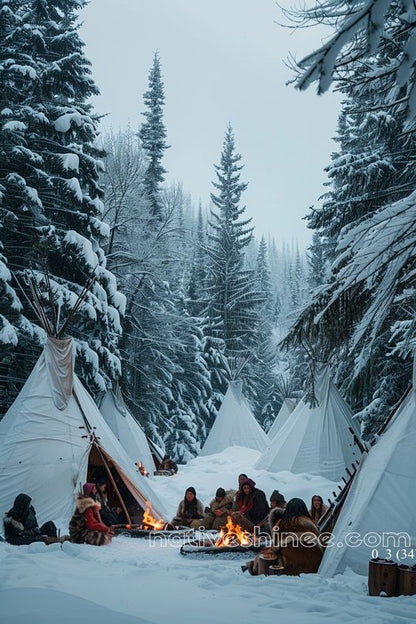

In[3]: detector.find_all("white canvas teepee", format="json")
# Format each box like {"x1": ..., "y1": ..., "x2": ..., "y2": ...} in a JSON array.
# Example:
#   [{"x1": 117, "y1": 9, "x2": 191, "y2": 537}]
[
  {"x1": 320, "y1": 377, "x2": 416, "y2": 576},
  {"x1": 0, "y1": 337, "x2": 167, "y2": 527},
  {"x1": 98, "y1": 389, "x2": 156, "y2": 473},
  {"x1": 267, "y1": 398, "x2": 298, "y2": 439},
  {"x1": 201, "y1": 380, "x2": 268, "y2": 455},
  {"x1": 255, "y1": 364, "x2": 361, "y2": 481}
]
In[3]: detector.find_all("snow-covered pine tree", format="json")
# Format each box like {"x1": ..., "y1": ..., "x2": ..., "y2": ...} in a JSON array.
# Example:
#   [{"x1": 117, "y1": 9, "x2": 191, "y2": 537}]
[
  {"x1": 0, "y1": 0, "x2": 24, "y2": 409},
  {"x1": 139, "y1": 51, "x2": 170, "y2": 221},
  {"x1": 287, "y1": 0, "x2": 416, "y2": 123},
  {"x1": 0, "y1": 0, "x2": 124, "y2": 403},
  {"x1": 163, "y1": 291, "x2": 213, "y2": 462},
  {"x1": 206, "y1": 124, "x2": 263, "y2": 362},
  {"x1": 247, "y1": 237, "x2": 279, "y2": 429}
]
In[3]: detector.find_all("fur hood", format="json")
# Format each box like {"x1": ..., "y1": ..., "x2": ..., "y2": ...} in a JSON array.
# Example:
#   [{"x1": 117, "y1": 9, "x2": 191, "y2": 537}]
[
  {"x1": 75, "y1": 495, "x2": 100, "y2": 514},
  {"x1": 3, "y1": 513, "x2": 24, "y2": 533}
]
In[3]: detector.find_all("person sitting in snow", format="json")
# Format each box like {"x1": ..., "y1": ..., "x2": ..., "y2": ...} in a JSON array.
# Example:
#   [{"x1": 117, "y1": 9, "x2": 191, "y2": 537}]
[
  {"x1": 274, "y1": 497, "x2": 323, "y2": 575},
  {"x1": 244, "y1": 497, "x2": 323, "y2": 576},
  {"x1": 309, "y1": 494, "x2": 328, "y2": 525},
  {"x1": 3, "y1": 493, "x2": 65, "y2": 545},
  {"x1": 69, "y1": 483, "x2": 114, "y2": 546},
  {"x1": 268, "y1": 490, "x2": 287, "y2": 534},
  {"x1": 229, "y1": 478, "x2": 269, "y2": 533},
  {"x1": 94, "y1": 478, "x2": 119, "y2": 527},
  {"x1": 160, "y1": 455, "x2": 178, "y2": 475},
  {"x1": 171, "y1": 487, "x2": 204, "y2": 528},
  {"x1": 201, "y1": 487, "x2": 234, "y2": 530}
]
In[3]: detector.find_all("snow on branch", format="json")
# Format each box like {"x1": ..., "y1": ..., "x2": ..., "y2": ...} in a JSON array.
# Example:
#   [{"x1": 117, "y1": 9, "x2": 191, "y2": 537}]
[
  {"x1": 289, "y1": 1, "x2": 416, "y2": 118},
  {"x1": 317, "y1": 190, "x2": 416, "y2": 361},
  {"x1": 295, "y1": 0, "x2": 390, "y2": 91}
]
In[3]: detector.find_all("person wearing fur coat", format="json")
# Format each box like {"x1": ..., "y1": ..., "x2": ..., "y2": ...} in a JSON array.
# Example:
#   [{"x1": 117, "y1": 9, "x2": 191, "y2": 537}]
[
  {"x1": 202, "y1": 488, "x2": 234, "y2": 530},
  {"x1": 275, "y1": 497, "x2": 323, "y2": 575},
  {"x1": 69, "y1": 483, "x2": 114, "y2": 546},
  {"x1": 244, "y1": 497, "x2": 323, "y2": 576},
  {"x1": 171, "y1": 487, "x2": 204, "y2": 528},
  {"x1": 3, "y1": 493, "x2": 62, "y2": 546}
]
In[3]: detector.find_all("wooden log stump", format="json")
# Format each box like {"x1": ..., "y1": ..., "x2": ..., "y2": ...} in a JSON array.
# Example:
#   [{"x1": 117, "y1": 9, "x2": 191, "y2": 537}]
[
  {"x1": 258, "y1": 551, "x2": 279, "y2": 576},
  {"x1": 368, "y1": 558, "x2": 398, "y2": 597},
  {"x1": 397, "y1": 565, "x2": 416, "y2": 596}
]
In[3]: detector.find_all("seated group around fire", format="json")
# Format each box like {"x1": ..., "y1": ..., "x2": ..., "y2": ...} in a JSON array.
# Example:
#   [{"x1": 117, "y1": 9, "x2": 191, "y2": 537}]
[
  {"x1": 3, "y1": 469, "x2": 328, "y2": 576},
  {"x1": 170, "y1": 473, "x2": 327, "y2": 536},
  {"x1": 170, "y1": 476, "x2": 326, "y2": 576}
]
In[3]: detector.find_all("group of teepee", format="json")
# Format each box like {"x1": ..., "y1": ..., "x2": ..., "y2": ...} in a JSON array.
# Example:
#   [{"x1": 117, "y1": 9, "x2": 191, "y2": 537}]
[
  {"x1": 201, "y1": 362, "x2": 416, "y2": 577},
  {"x1": 1, "y1": 274, "x2": 415, "y2": 579},
  {"x1": 257, "y1": 363, "x2": 361, "y2": 481},
  {"x1": 203, "y1": 364, "x2": 361, "y2": 483}
]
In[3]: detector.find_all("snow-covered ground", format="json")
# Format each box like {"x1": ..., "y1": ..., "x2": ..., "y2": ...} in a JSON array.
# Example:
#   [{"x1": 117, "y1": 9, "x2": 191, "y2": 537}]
[{"x1": 1, "y1": 447, "x2": 415, "y2": 623}]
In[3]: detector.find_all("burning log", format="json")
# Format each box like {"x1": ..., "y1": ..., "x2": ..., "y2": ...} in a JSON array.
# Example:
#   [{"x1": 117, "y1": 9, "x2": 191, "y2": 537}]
[
  {"x1": 142, "y1": 504, "x2": 165, "y2": 531},
  {"x1": 113, "y1": 505, "x2": 194, "y2": 538},
  {"x1": 215, "y1": 516, "x2": 252, "y2": 547},
  {"x1": 180, "y1": 516, "x2": 264, "y2": 557}
]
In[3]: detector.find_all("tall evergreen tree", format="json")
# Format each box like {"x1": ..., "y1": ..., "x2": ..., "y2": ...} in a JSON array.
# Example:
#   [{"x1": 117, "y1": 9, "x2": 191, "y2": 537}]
[
  {"x1": 248, "y1": 237, "x2": 279, "y2": 428},
  {"x1": 139, "y1": 51, "x2": 169, "y2": 221},
  {"x1": 0, "y1": 0, "x2": 123, "y2": 404},
  {"x1": 206, "y1": 124, "x2": 262, "y2": 359}
]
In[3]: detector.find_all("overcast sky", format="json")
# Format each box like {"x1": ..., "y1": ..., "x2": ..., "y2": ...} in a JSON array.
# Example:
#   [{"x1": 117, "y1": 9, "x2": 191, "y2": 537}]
[{"x1": 80, "y1": 0, "x2": 341, "y2": 248}]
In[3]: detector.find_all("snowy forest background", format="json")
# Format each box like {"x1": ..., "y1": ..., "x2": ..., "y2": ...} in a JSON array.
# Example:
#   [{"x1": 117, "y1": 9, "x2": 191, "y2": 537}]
[{"x1": 1, "y1": 0, "x2": 415, "y2": 460}]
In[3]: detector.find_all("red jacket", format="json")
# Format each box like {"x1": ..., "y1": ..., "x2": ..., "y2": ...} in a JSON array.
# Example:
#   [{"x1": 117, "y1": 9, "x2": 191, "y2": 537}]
[{"x1": 84, "y1": 506, "x2": 109, "y2": 533}]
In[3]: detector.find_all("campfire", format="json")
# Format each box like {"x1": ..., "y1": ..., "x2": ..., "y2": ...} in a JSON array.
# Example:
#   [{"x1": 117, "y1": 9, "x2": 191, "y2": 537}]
[
  {"x1": 142, "y1": 504, "x2": 165, "y2": 530},
  {"x1": 215, "y1": 516, "x2": 252, "y2": 547},
  {"x1": 180, "y1": 517, "x2": 260, "y2": 557},
  {"x1": 114, "y1": 505, "x2": 193, "y2": 538}
]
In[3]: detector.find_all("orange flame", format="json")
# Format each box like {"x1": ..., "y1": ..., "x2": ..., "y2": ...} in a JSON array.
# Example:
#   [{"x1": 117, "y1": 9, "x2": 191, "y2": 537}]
[
  {"x1": 138, "y1": 461, "x2": 149, "y2": 477},
  {"x1": 142, "y1": 504, "x2": 165, "y2": 531},
  {"x1": 215, "y1": 516, "x2": 252, "y2": 547}
]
